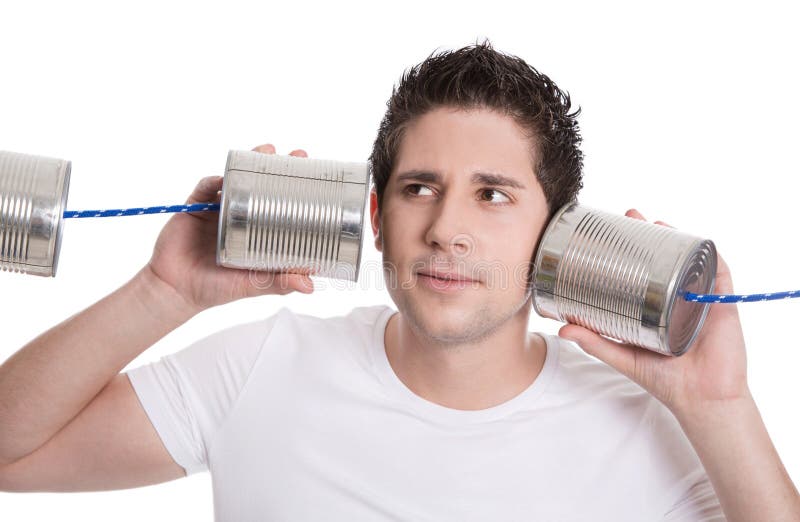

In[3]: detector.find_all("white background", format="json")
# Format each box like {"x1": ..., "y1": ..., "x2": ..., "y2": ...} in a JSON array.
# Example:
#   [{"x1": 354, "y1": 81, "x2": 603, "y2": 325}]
[{"x1": 1, "y1": 0, "x2": 798, "y2": 519}]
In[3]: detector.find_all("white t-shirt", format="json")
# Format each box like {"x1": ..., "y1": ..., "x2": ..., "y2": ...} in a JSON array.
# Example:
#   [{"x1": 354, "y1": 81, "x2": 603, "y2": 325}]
[{"x1": 126, "y1": 304, "x2": 724, "y2": 521}]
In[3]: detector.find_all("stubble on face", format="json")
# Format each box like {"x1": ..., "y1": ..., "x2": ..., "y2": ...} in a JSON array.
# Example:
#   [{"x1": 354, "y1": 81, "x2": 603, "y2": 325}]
[
  {"x1": 375, "y1": 106, "x2": 547, "y2": 352},
  {"x1": 381, "y1": 231, "x2": 536, "y2": 351},
  {"x1": 400, "y1": 284, "x2": 532, "y2": 350}
]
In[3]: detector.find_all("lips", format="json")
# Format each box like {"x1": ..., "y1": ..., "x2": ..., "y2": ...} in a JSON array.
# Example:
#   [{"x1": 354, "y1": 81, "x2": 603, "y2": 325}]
[{"x1": 417, "y1": 270, "x2": 476, "y2": 283}]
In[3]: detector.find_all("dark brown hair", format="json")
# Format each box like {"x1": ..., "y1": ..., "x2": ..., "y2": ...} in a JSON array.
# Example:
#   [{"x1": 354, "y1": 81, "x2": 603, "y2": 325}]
[{"x1": 368, "y1": 38, "x2": 584, "y2": 223}]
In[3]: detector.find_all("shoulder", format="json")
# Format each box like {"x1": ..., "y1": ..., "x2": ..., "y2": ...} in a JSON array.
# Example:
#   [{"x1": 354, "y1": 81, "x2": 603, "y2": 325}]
[
  {"x1": 544, "y1": 335, "x2": 705, "y2": 452},
  {"x1": 544, "y1": 333, "x2": 650, "y2": 403},
  {"x1": 262, "y1": 304, "x2": 395, "y2": 363},
  {"x1": 273, "y1": 304, "x2": 394, "y2": 337},
  {"x1": 537, "y1": 333, "x2": 679, "y2": 440},
  {"x1": 562, "y1": 338, "x2": 715, "y2": 515}
]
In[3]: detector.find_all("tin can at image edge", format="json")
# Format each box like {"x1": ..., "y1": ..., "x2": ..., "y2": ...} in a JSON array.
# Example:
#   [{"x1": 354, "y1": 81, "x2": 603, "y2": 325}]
[
  {"x1": 532, "y1": 202, "x2": 717, "y2": 356},
  {"x1": 0, "y1": 151, "x2": 71, "y2": 277},
  {"x1": 217, "y1": 150, "x2": 369, "y2": 283}
]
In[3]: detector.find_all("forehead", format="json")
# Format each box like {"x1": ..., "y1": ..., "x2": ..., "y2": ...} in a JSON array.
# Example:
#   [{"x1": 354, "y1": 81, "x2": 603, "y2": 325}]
[{"x1": 393, "y1": 106, "x2": 537, "y2": 183}]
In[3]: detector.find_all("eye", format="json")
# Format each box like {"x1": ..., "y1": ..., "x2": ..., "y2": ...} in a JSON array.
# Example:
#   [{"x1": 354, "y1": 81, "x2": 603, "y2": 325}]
[
  {"x1": 403, "y1": 184, "x2": 435, "y2": 197},
  {"x1": 478, "y1": 188, "x2": 512, "y2": 205}
]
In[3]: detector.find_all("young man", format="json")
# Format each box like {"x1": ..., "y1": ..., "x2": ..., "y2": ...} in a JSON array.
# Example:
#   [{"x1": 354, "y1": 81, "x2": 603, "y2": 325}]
[{"x1": 1, "y1": 41, "x2": 798, "y2": 520}]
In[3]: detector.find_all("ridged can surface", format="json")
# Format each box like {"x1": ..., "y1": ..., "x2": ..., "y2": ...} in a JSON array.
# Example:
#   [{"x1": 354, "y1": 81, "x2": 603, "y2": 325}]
[
  {"x1": 217, "y1": 150, "x2": 369, "y2": 282},
  {"x1": 0, "y1": 150, "x2": 71, "y2": 277},
  {"x1": 533, "y1": 202, "x2": 717, "y2": 356}
]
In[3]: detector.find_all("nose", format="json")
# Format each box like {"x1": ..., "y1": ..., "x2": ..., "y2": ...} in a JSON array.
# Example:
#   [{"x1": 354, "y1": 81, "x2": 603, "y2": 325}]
[{"x1": 423, "y1": 192, "x2": 473, "y2": 258}]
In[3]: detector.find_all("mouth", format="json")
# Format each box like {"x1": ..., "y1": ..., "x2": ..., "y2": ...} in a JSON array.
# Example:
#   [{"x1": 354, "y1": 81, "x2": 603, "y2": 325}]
[
  {"x1": 416, "y1": 271, "x2": 479, "y2": 292},
  {"x1": 417, "y1": 271, "x2": 476, "y2": 283}
]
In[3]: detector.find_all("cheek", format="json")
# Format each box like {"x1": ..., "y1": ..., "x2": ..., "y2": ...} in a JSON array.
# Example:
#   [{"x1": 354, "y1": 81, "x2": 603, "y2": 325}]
[
  {"x1": 483, "y1": 233, "x2": 537, "y2": 279},
  {"x1": 378, "y1": 219, "x2": 414, "y2": 258},
  {"x1": 382, "y1": 205, "x2": 424, "y2": 241}
]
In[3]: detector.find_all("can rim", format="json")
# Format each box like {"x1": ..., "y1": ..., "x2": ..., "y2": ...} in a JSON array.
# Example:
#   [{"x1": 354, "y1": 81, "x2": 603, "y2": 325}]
[
  {"x1": 664, "y1": 239, "x2": 717, "y2": 356},
  {"x1": 216, "y1": 151, "x2": 235, "y2": 267},
  {"x1": 351, "y1": 164, "x2": 370, "y2": 283},
  {"x1": 531, "y1": 199, "x2": 580, "y2": 316},
  {"x1": 50, "y1": 160, "x2": 71, "y2": 277}
]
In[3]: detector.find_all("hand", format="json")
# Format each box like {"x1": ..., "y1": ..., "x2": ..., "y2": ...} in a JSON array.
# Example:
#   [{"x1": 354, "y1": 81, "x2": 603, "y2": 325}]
[
  {"x1": 557, "y1": 209, "x2": 750, "y2": 416},
  {"x1": 145, "y1": 143, "x2": 315, "y2": 312}
]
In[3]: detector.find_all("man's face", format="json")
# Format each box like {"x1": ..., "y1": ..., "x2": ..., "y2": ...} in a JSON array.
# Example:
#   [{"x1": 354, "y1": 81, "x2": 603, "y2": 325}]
[{"x1": 370, "y1": 106, "x2": 550, "y2": 345}]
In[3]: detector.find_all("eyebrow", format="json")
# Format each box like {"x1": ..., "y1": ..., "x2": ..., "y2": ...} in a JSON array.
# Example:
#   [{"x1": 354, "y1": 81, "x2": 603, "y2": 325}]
[{"x1": 395, "y1": 169, "x2": 527, "y2": 190}]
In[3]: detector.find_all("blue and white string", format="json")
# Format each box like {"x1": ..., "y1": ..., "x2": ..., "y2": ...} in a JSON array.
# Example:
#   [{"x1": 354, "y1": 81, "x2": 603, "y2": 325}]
[
  {"x1": 62, "y1": 203, "x2": 799, "y2": 304},
  {"x1": 682, "y1": 290, "x2": 799, "y2": 303},
  {"x1": 63, "y1": 203, "x2": 220, "y2": 218}
]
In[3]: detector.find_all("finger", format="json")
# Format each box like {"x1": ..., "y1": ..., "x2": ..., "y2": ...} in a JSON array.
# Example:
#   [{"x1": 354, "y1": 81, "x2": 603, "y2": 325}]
[
  {"x1": 712, "y1": 250, "x2": 734, "y2": 295},
  {"x1": 252, "y1": 143, "x2": 276, "y2": 154},
  {"x1": 625, "y1": 208, "x2": 646, "y2": 221},
  {"x1": 716, "y1": 250, "x2": 730, "y2": 275},
  {"x1": 186, "y1": 176, "x2": 224, "y2": 205},
  {"x1": 626, "y1": 209, "x2": 676, "y2": 230},
  {"x1": 289, "y1": 149, "x2": 308, "y2": 158}
]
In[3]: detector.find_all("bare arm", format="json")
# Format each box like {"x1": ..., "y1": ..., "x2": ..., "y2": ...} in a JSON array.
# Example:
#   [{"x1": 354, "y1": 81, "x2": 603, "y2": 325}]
[
  {"x1": 0, "y1": 372, "x2": 186, "y2": 491},
  {"x1": 0, "y1": 265, "x2": 198, "y2": 468},
  {"x1": 0, "y1": 144, "x2": 314, "y2": 491},
  {"x1": 675, "y1": 394, "x2": 800, "y2": 522}
]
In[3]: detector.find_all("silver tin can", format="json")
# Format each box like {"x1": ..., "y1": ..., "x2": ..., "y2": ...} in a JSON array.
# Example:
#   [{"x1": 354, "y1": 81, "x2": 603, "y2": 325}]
[
  {"x1": 0, "y1": 150, "x2": 71, "y2": 277},
  {"x1": 217, "y1": 150, "x2": 369, "y2": 282},
  {"x1": 532, "y1": 202, "x2": 717, "y2": 356}
]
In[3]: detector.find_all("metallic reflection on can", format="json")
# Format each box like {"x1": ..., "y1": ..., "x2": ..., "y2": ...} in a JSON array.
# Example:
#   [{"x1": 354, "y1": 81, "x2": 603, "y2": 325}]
[
  {"x1": 533, "y1": 202, "x2": 717, "y2": 356},
  {"x1": 0, "y1": 151, "x2": 71, "y2": 277},
  {"x1": 217, "y1": 150, "x2": 369, "y2": 283}
]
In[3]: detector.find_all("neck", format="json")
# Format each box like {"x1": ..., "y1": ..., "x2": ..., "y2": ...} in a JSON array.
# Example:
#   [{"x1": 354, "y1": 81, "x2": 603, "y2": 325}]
[{"x1": 384, "y1": 302, "x2": 547, "y2": 411}]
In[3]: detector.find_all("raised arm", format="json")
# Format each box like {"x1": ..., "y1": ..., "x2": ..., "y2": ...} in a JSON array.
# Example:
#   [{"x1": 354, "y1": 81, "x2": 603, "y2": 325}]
[
  {"x1": 0, "y1": 265, "x2": 196, "y2": 489},
  {"x1": 0, "y1": 144, "x2": 314, "y2": 491},
  {"x1": 558, "y1": 209, "x2": 800, "y2": 521}
]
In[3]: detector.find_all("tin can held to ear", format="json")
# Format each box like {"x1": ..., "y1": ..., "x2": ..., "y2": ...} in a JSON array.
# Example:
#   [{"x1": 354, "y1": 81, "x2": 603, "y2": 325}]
[
  {"x1": 216, "y1": 150, "x2": 370, "y2": 283},
  {"x1": 532, "y1": 202, "x2": 717, "y2": 356},
  {"x1": 0, "y1": 150, "x2": 71, "y2": 277}
]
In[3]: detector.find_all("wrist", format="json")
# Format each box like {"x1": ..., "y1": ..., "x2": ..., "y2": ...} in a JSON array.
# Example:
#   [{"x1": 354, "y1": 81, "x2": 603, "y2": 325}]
[
  {"x1": 672, "y1": 389, "x2": 756, "y2": 429},
  {"x1": 132, "y1": 265, "x2": 204, "y2": 323}
]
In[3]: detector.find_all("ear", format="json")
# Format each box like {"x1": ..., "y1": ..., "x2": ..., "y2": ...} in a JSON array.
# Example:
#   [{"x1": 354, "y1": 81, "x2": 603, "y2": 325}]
[{"x1": 369, "y1": 189, "x2": 382, "y2": 252}]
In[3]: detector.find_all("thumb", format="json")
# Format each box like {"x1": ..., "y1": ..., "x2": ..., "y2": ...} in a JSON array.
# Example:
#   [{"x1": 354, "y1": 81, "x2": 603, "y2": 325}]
[
  {"x1": 285, "y1": 273, "x2": 315, "y2": 294},
  {"x1": 247, "y1": 271, "x2": 315, "y2": 296},
  {"x1": 558, "y1": 324, "x2": 639, "y2": 380},
  {"x1": 187, "y1": 176, "x2": 224, "y2": 205}
]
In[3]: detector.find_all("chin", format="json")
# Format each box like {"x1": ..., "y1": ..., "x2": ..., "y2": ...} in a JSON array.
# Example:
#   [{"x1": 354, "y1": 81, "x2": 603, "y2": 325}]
[{"x1": 406, "y1": 297, "x2": 489, "y2": 341}]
